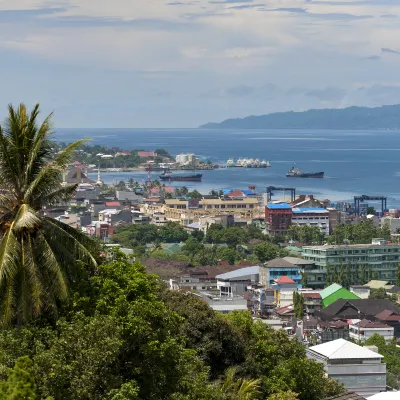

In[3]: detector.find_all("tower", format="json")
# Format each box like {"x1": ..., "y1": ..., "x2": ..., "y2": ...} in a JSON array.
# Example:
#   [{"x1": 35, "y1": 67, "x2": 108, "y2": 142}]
[{"x1": 96, "y1": 167, "x2": 103, "y2": 186}]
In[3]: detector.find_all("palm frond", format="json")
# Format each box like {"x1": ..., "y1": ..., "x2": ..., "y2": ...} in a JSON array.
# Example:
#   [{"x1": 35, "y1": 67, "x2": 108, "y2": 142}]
[
  {"x1": 0, "y1": 226, "x2": 20, "y2": 282},
  {"x1": 13, "y1": 204, "x2": 41, "y2": 232},
  {"x1": 52, "y1": 138, "x2": 89, "y2": 168}
]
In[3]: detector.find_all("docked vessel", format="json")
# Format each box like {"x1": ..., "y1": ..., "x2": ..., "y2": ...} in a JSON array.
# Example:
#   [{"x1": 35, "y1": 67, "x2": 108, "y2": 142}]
[
  {"x1": 226, "y1": 158, "x2": 271, "y2": 168},
  {"x1": 159, "y1": 170, "x2": 202, "y2": 182},
  {"x1": 286, "y1": 166, "x2": 324, "y2": 178},
  {"x1": 227, "y1": 158, "x2": 236, "y2": 167}
]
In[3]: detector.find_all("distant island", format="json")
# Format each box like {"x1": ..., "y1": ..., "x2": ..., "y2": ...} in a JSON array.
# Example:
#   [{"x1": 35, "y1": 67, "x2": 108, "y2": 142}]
[{"x1": 200, "y1": 104, "x2": 400, "y2": 130}]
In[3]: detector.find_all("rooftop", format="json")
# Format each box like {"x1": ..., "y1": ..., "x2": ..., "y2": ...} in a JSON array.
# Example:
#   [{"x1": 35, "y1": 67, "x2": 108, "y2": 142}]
[
  {"x1": 216, "y1": 266, "x2": 259, "y2": 280},
  {"x1": 266, "y1": 202, "x2": 292, "y2": 209},
  {"x1": 292, "y1": 207, "x2": 328, "y2": 214},
  {"x1": 323, "y1": 391, "x2": 366, "y2": 400},
  {"x1": 275, "y1": 276, "x2": 296, "y2": 284},
  {"x1": 320, "y1": 283, "x2": 343, "y2": 299},
  {"x1": 303, "y1": 243, "x2": 400, "y2": 250},
  {"x1": 283, "y1": 256, "x2": 313, "y2": 265},
  {"x1": 375, "y1": 309, "x2": 400, "y2": 321},
  {"x1": 308, "y1": 339, "x2": 383, "y2": 360},
  {"x1": 265, "y1": 258, "x2": 299, "y2": 268},
  {"x1": 302, "y1": 292, "x2": 322, "y2": 299}
]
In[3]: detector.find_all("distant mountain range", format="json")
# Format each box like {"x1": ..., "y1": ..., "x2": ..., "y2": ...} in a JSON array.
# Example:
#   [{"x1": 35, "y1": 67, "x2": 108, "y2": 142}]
[{"x1": 200, "y1": 104, "x2": 400, "y2": 130}]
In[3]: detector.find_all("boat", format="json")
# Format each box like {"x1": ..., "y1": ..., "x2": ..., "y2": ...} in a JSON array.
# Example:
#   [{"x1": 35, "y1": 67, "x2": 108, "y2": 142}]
[
  {"x1": 286, "y1": 166, "x2": 324, "y2": 178},
  {"x1": 159, "y1": 170, "x2": 203, "y2": 182},
  {"x1": 227, "y1": 158, "x2": 235, "y2": 167},
  {"x1": 261, "y1": 160, "x2": 271, "y2": 168}
]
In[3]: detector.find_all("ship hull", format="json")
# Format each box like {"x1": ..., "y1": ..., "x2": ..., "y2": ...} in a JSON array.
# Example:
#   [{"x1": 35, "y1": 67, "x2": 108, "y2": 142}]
[
  {"x1": 286, "y1": 172, "x2": 324, "y2": 178},
  {"x1": 159, "y1": 174, "x2": 203, "y2": 182}
]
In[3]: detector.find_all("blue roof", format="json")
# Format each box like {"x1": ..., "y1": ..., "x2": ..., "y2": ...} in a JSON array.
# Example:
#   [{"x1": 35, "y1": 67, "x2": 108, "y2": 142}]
[
  {"x1": 222, "y1": 189, "x2": 233, "y2": 195},
  {"x1": 242, "y1": 189, "x2": 255, "y2": 195},
  {"x1": 267, "y1": 203, "x2": 292, "y2": 209},
  {"x1": 292, "y1": 208, "x2": 327, "y2": 214}
]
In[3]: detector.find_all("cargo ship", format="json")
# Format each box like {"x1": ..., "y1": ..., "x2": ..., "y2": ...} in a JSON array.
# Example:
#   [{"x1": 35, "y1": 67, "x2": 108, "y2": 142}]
[
  {"x1": 286, "y1": 166, "x2": 324, "y2": 178},
  {"x1": 159, "y1": 170, "x2": 203, "y2": 182}
]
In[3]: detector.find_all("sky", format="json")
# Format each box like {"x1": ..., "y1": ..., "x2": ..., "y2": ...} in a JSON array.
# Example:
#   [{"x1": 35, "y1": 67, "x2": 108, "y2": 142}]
[{"x1": 1, "y1": 0, "x2": 400, "y2": 128}]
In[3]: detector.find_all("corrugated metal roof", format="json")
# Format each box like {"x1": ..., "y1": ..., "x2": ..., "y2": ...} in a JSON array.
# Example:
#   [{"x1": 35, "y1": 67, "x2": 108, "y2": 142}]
[
  {"x1": 309, "y1": 339, "x2": 383, "y2": 360},
  {"x1": 266, "y1": 203, "x2": 292, "y2": 209},
  {"x1": 292, "y1": 207, "x2": 328, "y2": 214},
  {"x1": 320, "y1": 283, "x2": 343, "y2": 299},
  {"x1": 216, "y1": 266, "x2": 259, "y2": 280}
]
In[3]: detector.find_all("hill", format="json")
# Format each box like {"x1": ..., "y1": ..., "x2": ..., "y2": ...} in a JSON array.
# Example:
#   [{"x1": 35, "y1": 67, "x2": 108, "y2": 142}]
[{"x1": 200, "y1": 104, "x2": 400, "y2": 130}]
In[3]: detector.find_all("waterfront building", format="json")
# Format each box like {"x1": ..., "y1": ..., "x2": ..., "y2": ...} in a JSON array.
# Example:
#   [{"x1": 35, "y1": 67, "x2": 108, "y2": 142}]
[
  {"x1": 265, "y1": 203, "x2": 292, "y2": 235},
  {"x1": 302, "y1": 240, "x2": 400, "y2": 287},
  {"x1": 307, "y1": 339, "x2": 386, "y2": 397},
  {"x1": 320, "y1": 283, "x2": 360, "y2": 308}
]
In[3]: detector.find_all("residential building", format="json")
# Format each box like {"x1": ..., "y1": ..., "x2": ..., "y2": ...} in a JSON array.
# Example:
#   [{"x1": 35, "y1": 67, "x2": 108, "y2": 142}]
[
  {"x1": 98, "y1": 209, "x2": 132, "y2": 225},
  {"x1": 199, "y1": 214, "x2": 234, "y2": 233},
  {"x1": 349, "y1": 319, "x2": 394, "y2": 342},
  {"x1": 302, "y1": 292, "x2": 322, "y2": 314},
  {"x1": 307, "y1": 339, "x2": 386, "y2": 397},
  {"x1": 249, "y1": 288, "x2": 275, "y2": 317},
  {"x1": 116, "y1": 191, "x2": 143, "y2": 203},
  {"x1": 291, "y1": 207, "x2": 330, "y2": 236},
  {"x1": 196, "y1": 292, "x2": 248, "y2": 314},
  {"x1": 272, "y1": 276, "x2": 298, "y2": 307},
  {"x1": 259, "y1": 258, "x2": 302, "y2": 286},
  {"x1": 215, "y1": 266, "x2": 259, "y2": 297},
  {"x1": 380, "y1": 216, "x2": 400, "y2": 234},
  {"x1": 320, "y1": 284, "x2": 360, "y2": 308},
  {"x1": 265, "y1": 203, "x2": 292, "y2": 235},
  {"x1": 302, "y1": 241, "x2": 400, "y2": 287},
  {"x1": 350, "y1": 285, "x2": 370, "y2": 299},
  {"x1": 316, "y1": 299, "x2": 400, "y2": 337},
  {"x1": 164, "y1": 197, "x2": 259, "y2": 224}
]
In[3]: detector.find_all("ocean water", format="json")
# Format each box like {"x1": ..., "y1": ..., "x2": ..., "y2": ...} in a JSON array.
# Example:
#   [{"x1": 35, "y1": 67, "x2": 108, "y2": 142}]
[{"x1": 55, "y1": 128, "x2": 400, "y2": 207}]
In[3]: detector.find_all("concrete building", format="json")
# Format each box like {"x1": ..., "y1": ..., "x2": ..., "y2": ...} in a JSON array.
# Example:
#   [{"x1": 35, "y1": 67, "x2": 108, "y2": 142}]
[
  {"x1": 291, "y1": 207, "x2": 330, "y2": 236},
  {"x1": 199, "y1": 214, "x2": 234, "y2": 233},
  {"x1": 302, "y1": 292, "x2": 322, "y2": 314},
  {"x1": 349, "y1": 319, "x2": 394, "y2": 342},
  {"x1": 98, "y1": 209, "x2": 132, "y2": 225},
  {"x1": 196, "y1": 292, "x2": 248, "y2": 314},
  {"x1": 320, "y1": 284, "x2": 360, "y2": 308},
  {"x1": 215, "y1": 266, "x2": 259, "y2": 297},
  {"x1": 272, "y1": 276, "x2": 298, "y2": 307},
  {"x1": 380, "y1": 216, "x2": 400, "y2": 234},
  {"x1": 116, "y1": 191, "x2": 143, "y2": 204},
  {"x1": 265, "y1": 203, "x2": 292, "y2": 235},
  {"x1": 350, "y1": 285, "x2": 371, "y2": 299},
  {"x1": 302, "y1": 241, "x2": 400, "y2": 287},
  {"x1": 307, "y1": 339, "x2": 386, "y2": 397},
  {"x1": 259, "y1": 258, "x2": 302, "y2": 287}
]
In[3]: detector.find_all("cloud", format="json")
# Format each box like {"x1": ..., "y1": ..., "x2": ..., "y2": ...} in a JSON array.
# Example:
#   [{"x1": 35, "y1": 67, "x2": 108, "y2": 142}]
[
  {"x1": 381, "y1": 47, "x2": 400, "y2": 55},
  {"x1": 305, "y1": 87, "x2": 346, "y2": 101},
  {"x1": 364, "y1": 55, "x2": 381, "y2": 60}
]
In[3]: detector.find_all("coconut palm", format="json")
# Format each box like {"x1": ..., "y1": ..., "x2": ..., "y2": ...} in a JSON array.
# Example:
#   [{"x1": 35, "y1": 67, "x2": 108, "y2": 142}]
[
  {"x1": 218, "y1": 367, "x2": 261, "y2": 400},
  {"x1": 0, "y1": 103, "x2": 97, "y2": 326}
]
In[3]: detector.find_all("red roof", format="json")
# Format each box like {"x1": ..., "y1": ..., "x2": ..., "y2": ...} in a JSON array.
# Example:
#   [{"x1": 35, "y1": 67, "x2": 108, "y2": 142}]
[
  {"x1": 275, "y1": 305, "x2": 294, "y2": 314},
  {"x1": 302, "y1": 293, "x2": 321, "y2": 299},
  {"x1": 356, "y1": 319, "x2": 391, "y2": 329},
  {"x1": 225, "y1": 190, "x2": 244, "y2": 197},
  {"x1": 375, "y1": 309, "x2": 400, "y2": 321},
  {"x1": 275, "y1": 276, "x2": 296, "y2": 284},
  {"x1": 105, "y1": 202, "x2": 121, "y2": 207},
  {"x1": 138, "y1": 151, "x2": 156, "y2": 158}
]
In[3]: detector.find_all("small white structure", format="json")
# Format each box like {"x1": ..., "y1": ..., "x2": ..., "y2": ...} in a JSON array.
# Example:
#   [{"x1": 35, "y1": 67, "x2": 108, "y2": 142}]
[
  {"x1": 307, "y1": 339, "x2": 386, "y2": 397},
  {"x1": 216, "y1": 266, "x2": 259, "y2": 297},
  {"x1": 350, "y1": 285, "x2": 371, "y2": 299},
  {"x1": 349, "y1": 319, "x2": 394, "y2": 343}
]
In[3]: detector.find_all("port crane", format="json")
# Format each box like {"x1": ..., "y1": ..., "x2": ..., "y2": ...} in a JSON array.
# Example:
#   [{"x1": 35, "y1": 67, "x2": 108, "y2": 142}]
[
  {"x1": 266, "y1": 186, "x2": 296, "y2": 203},
  {"x1": 353, "y1": 195, "x2": 387, "y2": 216}
]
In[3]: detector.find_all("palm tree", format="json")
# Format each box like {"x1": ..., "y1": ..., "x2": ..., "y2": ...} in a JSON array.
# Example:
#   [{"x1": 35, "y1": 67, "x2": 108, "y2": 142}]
[
  {"x1": 0, "y1": 103, "x2": 97, "y2": 326},
  {"x1": 218, "y1": 367, "x2": 261, "y2": 400}
]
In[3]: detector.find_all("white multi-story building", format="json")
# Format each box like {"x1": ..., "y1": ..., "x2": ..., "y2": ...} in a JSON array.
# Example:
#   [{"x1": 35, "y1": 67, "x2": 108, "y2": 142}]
[
  {"x1": 349, "y1": 319, "x2": 394, "y2": 342},
  {"x1": 291, "y1": 207, "x2": 330, "y2": 236},
  {"x1": 307, "y1": 339, "x2": 386, "y2": 397}
]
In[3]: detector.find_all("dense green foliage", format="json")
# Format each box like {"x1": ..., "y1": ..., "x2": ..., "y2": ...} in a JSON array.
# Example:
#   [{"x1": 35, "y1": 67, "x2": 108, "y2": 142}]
[
  {"x1": 113, "y1": 223, "x2": 286, "y2": 266},
  {"x1": 0, "y1": 256, "x2": 344, "y2": 399},
  {"x1": 286, "y1": 225, "x2": 324, "y2": 245},
  {"x1": 365, "y1": 334, "x2": 400, "y2": 389},
  {"x1": 327, "y1": 219, "x2": 391, "y2": 245},
  {"x1": 201, "y1": 104, "x2": 400, "y2": 130}
]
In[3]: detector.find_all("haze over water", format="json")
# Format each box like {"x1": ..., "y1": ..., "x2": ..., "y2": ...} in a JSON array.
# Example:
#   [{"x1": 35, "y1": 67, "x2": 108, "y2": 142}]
[{"x1": 56, "y1": 128, "x2": 400, "y2": 208}]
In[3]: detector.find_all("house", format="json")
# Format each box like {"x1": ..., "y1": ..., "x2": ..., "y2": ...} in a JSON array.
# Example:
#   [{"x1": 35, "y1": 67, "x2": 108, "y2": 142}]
[
  {"x1": 375, "y1": 309, "x2": 400, "y2": 337},
  {"x1": 259, "y1": 258, "x2": 302, "y2": 286},
  {"x1": 302, "y1": 292, "x2": 322, "y2": 314},
  {"x1": 138, "y1": 151, "x2": 157, "y2": 158},
  {"x1": 249, "y1": 288, "x2": 275, "y2": 317},
  {"x1": 272, "y1": 276, "x2": 298, "y2": 307},
  {"x1": 349, "y1": 285, "x2": 370, "y2": 299},
  {"x1": 320, "y1": 284, "x2": 360, "y2": 308},
  {"x1": 105, "y1": 201, "x2": 122, "y2": 209},
  {"x1": 275, "y1": 304, "x2": 295, "y2": 320},
  {"x1": 216, "y1": 266, "x2": 259, "y2": 297},
  {"x1": 348, "y1": 319, "x2": 394, "y2": 342},
  {"x1": 307, "y1": 339, "x2": 386, "y2": 397}
]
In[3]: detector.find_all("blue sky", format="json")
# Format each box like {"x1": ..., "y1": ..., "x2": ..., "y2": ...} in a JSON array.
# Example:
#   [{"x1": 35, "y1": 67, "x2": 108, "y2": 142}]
[{"x1": 1, "y1": 0, "x2": 400, "y2": 127}]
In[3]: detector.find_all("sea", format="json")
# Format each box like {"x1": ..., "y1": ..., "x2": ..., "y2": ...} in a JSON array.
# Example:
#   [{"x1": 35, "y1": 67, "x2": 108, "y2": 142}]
[{"x1": 55, "y1": 128, "x2": 400, "y2": 208}]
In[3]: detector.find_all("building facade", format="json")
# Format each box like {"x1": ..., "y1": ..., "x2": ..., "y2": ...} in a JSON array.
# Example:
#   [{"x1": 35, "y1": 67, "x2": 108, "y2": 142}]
[
  {"x1": 265, "y1": 203, "x2": 292, "y2": 235},
  {"x1": 349, "y1": 319, "x2": 394, "y2": 342},
  {"x1": 302, "y1": 241, "x2": 400, "y2": 287},
  {"x1": 291, "y1": 207, "x2": 329, "y2": 236},
  {"x1": 259, "y1": 258, "x2": 302, "y2": 286}
]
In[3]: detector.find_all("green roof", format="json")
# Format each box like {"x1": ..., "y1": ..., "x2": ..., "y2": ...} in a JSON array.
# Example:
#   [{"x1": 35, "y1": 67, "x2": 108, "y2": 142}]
[
  {"x1": 322, "y1": 287, "x2": 360, "y2": 308},
  {"x1": 320, "y1": 283, "x2": 343, "y2": 299}
]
